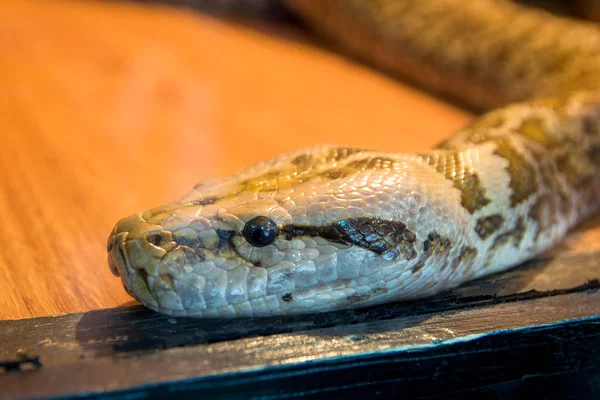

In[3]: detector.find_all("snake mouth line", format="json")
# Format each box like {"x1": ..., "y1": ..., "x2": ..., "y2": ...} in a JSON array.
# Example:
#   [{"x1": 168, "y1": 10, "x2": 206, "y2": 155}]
[
  {"x1": 108, "y1": 232, "x2": 163, "y2": 309},
  {"x1": 108, "y1": 254, "x2": 120, "y2": 277}
]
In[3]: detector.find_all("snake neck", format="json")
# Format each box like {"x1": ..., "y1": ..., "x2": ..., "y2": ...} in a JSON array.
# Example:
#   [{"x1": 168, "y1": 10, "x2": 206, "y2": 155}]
[{"x1": 286, "y1": 0, "x2": 600, "y2": 223}]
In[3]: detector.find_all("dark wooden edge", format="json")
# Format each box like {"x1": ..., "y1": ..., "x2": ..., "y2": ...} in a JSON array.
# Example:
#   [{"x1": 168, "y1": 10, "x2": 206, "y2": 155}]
[
  {"x1": 84, "y1": 316, "x2": 600, "y2": 400},
  {"x1": 0, "y1": 288, "x2": 598, "y2": 399},
  {"x1": 2, "y1": 248, "x2": 598, "y2": 353},
  {"x1": 1, "y1": 245, "x2": 598, "y2": 399}
]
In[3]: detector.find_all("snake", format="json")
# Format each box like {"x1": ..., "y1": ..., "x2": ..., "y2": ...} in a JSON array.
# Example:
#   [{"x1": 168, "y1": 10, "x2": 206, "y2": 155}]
[{"x1": 107, "y1": 0, "x2": 600, "y2": 318}]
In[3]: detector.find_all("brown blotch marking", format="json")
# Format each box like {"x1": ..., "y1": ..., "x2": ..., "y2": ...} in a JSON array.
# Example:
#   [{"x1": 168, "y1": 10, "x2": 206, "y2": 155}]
[
  {"x1": 316, "y1": 156, "x2": 396, "y2": 180},
  {"x1": 241, "y1": 149, "x2": 369, "y2": 186},
  {"x1": 516, "y1": 118, "x2": 554, "y2": 145},
  {"x1": 172, "y1": 229, "x2": 200, "y2": 248},
  {"x1": 253, "y1": 170, "x2": 281, "y2": 181},
  {"x1": 587, "y1": 144, "x2": 600, "y2": 168},
  {"x1": 283, "y1": 217, "x2": 417, "y2": 259},
  {"x1": 511, "y1": 217, "x2": 526, "y2": 246},
  {"x1": 491, "y1": 217, "x2": 526, "y2": 250},
  {"x1": 256, "y1": 183, "x2": 280, "y2": 193},
  {"x1": 556, "y1": 154, "x2": 579, "y2": 182},
  {"x1": 528, "y1": 195, "x2": 557, "y2": 241},
  {"x1": 143, "y1": 204, "x2": 181, "y2": 221},
  {"x1": 555, "y1": 152, "x2": 595, "y2": 190},
  {"x1": 191, "y1": 196, "x2": 222, "y2": 206},
  {"x1": 347, "y1": 287, "x2": 388, "y2": 304},
  {"x1": 557, "y1": 187, "x2": 572, "y2": 217},
  {"x1": 347, "y1": 293, "x2": 369, "y2": 303},
  {"x1": 216, "y1": 229, "x2": 236, "y2": 251},
  {"x1": 290, "y1": 154, "x2": 315, "y2": 169},
  {"x1": 325, "y1": 147, "x2": 364, "y2": 162},
  {"x1": 281, "y1": 293, "x2": 293, "y2": 302},
  {"x1": 580, "y1": 176, "x2": 600, "y2": 211},
  {"x1": 325, "y1": 169, "x2": 349, "y2": 179},
  {"x1": 435, "y1": 138, "x2": 451, "y2": 148},
  {"x1": 238, "y1": 149, "x2": 364, "y2": 189},
  {"x1": 346, "y1": 157, "x2": 396, "y2": 170},
  {"x1": 475, "y1": 214, "x2": 505, "y2": 240},
  {"x1": 448, "y1": 247, "x2": 478, "y2": 274},
  {"x1": 411, "y1": 232, "x2": 452, "y2": 273},
  {"x1": 164, "y1": 245, "x2": 200, "y2": 267},
  {"x1": 372, "y1": 287, "x2": 388, "y2": 295},
  {"x1": 493, "y1": 137, "x2": 538, "y2": 207},
  {"x1": 317, "y1": 167, "x2": 354, "y2": 180},
  {"x1": 195, "y1": 248, "x2": 212, "y2": 261},
  {"x1": 458, "y1": 174, "x2": 491, "y2": 214},
  {"x1": 421, "y1": 151, "x2": 491, "y2": 214},
  {"x1": 538, "y1": 160, "x2": 572, "y2": 216},
  {"x1": 236, "y1": 170, "x2": 286, "y2": 192},
  {"x1": 581, "y1": 113, "x2": 598, "y2": 136}
]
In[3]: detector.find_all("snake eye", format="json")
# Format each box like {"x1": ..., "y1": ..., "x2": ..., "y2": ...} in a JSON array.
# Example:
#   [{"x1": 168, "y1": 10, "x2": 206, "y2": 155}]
[{"x1": 243, "y1": 216, "x2": 278, "y2": 247}]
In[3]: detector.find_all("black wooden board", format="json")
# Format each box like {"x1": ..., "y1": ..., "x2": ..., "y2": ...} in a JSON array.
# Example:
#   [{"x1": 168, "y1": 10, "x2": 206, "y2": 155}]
[{"x1": 1, "y1": 248, "x2": 599, "y2": 399}]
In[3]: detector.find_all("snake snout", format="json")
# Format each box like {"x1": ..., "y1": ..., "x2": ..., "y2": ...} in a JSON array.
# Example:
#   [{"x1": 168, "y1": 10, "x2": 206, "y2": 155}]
[
  {"x1": 107, "y1": 214, "x2": 171, "y2": 311},
  {"x1": 106, "y1": 212, "x2": 156, "y2": 279},
  {"x1": 107, "y1": 232, "x2": 128, "y2": 278}
]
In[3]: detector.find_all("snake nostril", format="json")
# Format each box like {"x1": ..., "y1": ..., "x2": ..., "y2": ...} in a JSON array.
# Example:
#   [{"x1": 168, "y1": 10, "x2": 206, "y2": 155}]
[{"x1": 147, "y1": 233, "x2": 164, "y2": 247}]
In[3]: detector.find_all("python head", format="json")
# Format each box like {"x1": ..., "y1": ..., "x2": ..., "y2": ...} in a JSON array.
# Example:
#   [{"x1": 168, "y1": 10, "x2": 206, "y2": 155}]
[{"x1": 107, "y1": 146, "x2": 467, "y2": 317}]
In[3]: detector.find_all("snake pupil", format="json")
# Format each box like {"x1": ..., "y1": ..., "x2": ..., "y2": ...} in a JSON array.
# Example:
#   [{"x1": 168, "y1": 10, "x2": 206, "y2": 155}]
[{"x1": 243, "y1": 216, "x2": 279, "y2": 247}]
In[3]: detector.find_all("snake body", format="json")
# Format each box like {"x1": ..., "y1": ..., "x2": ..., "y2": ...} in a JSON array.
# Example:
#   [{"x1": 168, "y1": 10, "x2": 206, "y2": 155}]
[{"x1": 107, "y1": 0, "x2": 600, "y2": 317}]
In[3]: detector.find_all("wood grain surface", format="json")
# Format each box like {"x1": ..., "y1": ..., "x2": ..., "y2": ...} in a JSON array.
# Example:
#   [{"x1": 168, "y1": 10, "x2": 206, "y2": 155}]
[{"x1": 0, "y1": 0, "x2": 596, "y2": 320}]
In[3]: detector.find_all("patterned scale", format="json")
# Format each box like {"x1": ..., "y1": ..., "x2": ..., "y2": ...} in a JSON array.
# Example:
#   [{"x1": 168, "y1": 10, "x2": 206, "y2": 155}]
[{"x1": 107, "y1": 0, "x2": 600, "y2": 317}]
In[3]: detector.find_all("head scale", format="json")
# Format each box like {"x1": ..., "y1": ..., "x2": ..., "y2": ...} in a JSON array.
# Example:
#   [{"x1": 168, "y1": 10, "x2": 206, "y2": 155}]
[{"x1": 107, "y1": 146, "x2": 452, "y2": 317}]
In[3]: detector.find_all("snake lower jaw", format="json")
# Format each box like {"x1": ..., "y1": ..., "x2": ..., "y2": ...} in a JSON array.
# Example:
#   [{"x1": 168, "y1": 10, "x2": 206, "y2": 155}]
[
  {"x1": 107, "y1": 210, "x2": 166, "y2": 303},
  {"x1": 107, "y1": 250, "x2": 120, "y2": 277},
  {"x1": 107, "y1": 230, "x2": 164, "y2": 311}
]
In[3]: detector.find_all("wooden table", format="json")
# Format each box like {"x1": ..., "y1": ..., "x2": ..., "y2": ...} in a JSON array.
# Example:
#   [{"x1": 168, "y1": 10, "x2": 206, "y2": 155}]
[{"x1": 1, "y1": 1, "x2": 598, "y2": 398}]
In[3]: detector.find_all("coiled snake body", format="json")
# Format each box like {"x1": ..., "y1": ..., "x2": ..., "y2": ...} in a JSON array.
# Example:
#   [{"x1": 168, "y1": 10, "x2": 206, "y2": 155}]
[{"x1": 107, "y1": 0, "x2": 600, "y2": 317}]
